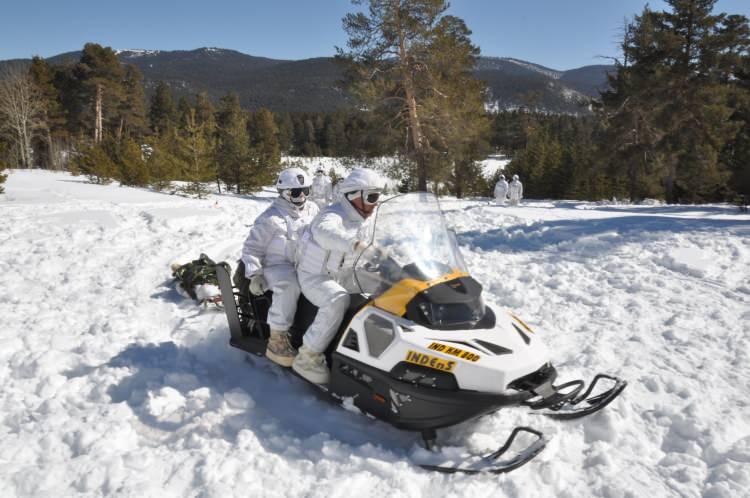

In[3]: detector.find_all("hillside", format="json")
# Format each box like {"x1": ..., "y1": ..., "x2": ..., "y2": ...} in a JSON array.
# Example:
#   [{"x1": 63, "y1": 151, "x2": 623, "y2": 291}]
[{"x1": 1, "y1": 48, "x2": 613, "y2": 114}]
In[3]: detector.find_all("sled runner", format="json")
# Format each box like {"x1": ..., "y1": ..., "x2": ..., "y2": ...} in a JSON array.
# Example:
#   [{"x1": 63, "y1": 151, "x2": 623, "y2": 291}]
[{"x1": 217, "y1": 192, "x2": 626, "y2": 474}]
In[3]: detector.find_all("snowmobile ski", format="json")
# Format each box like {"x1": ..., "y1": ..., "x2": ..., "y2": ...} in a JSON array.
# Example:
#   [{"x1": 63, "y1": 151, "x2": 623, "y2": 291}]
[
  {"x1": 523, "y1": 374, "x2": 627, "y2": 420},
  {"x1": 417, "y1": 427, "x2": 546, "y2": 474}
]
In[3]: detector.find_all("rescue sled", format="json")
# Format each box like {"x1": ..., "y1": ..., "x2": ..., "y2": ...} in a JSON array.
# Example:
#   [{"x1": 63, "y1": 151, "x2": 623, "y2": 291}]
[{"x1": 216, "y1": 192, "x2": 626, "y2": 474}]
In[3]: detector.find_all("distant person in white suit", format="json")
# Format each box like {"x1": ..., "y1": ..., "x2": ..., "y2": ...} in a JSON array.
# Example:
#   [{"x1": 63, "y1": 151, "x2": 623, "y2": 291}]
[
  {"x1": 310, "y1": 167, "x2": 333, "y2": 209},
  {"x1": 494, "y1": 174, "x2": 509, "y2": 205},
  {"x1": 509, "y1": 174, "x2": 523, "y2": 206}
]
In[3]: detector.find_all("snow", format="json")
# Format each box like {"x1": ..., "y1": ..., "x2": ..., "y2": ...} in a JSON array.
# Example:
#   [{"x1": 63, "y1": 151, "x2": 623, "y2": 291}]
[
  {"x1": 479, "y1": 154, "x2": 510, "y2": 180},
  {"x1": 282, "y1": 156, "x2": 402, "y2": 191},
  {"x1": 1, "y1": 169, "x2": 750, "y2": 497},
  {"x1": 504, "y1": 58, "x2": 563, "y2": 80},
  {"x1": 115, "y1": 49, "x2": 161, "y2": 58}
]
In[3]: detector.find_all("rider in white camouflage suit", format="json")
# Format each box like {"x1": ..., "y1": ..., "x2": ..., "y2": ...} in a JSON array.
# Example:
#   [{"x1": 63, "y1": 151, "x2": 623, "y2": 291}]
[{"x1": 293, "y1": 168, "x2": 384, "y2": 384}]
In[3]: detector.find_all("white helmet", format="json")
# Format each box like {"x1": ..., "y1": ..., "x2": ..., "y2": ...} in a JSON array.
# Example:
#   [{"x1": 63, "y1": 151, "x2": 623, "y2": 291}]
[
  {"x1": 499, "y1": 174, "x2": 505, "y2": 181},
  {"x1": 338, "y1": 168, "x2": 384, "y2": 195},
  {"x1": 512, "y1": 174, "x2": 519, "y2": 181},
  {"x1": 315, "y1": 167, "x2": 324, "y2": 175},
  {"x1": 276, "y1": 167, "x2": 312, "y2": 208}
]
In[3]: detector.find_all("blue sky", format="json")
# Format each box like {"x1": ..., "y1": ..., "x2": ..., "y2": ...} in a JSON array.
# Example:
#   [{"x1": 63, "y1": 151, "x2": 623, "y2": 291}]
[{"x1": 2, "y1": 0, "x2": 749, "y2": 70}]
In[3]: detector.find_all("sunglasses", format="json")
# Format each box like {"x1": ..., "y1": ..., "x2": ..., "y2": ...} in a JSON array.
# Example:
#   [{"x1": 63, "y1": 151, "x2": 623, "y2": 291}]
[{"x1": 289, "y1": 187, "x2": 310, "y2": 198}]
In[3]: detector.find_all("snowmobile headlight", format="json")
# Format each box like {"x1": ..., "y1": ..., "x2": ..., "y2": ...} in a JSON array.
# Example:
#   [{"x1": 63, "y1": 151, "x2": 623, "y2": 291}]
[
  {"x1": 364, "y1": 314, "x2": 395, "y2": 358},
  {"x1": 417, "y1": 300, "x2": 485, "y2": 327}
]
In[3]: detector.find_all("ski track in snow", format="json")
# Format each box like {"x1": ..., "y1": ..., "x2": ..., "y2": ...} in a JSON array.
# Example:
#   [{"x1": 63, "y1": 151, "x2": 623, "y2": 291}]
[{"x1": 1, "y1": 170, "x2": 749, "y2": 498}]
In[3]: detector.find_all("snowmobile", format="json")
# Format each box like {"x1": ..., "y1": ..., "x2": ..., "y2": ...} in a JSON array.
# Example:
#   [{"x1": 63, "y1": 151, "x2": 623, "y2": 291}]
[{"x1": 216, "y1": 192, "x2": 626, "y2": 474}]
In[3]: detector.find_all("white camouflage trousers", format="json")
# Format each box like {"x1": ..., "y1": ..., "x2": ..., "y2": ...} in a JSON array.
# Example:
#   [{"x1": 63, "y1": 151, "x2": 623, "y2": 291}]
[
  {"x1": 264, "y1": 264, "x2": 301, "y2": 331},
  {"x1": 298, "y1": 270, "x2": 351, "y2": 353}
]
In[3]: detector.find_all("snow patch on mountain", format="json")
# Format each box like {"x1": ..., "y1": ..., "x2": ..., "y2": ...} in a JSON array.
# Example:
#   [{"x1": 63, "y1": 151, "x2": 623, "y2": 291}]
[
  {"x1": 115, "y1": 49, "x2": 161, "y2": 58},
  {"x1": 504, "y1": 57, "x2": 562, "y2": 79}
]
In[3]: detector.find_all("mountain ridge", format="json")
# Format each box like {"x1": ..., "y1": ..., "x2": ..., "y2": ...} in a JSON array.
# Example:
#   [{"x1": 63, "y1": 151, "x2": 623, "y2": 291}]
[{"x1": 1, "y1": 47, "x2": 614, "y2": 114}]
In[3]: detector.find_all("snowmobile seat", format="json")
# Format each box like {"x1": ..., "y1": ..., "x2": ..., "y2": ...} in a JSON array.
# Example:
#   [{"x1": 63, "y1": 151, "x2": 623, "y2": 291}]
[
  {"x1": 231, "y1": 260, "x2": 369, "y2": 364},
  {"x1": 233, "y1": 260, "x2": 316, "y2": 346}
]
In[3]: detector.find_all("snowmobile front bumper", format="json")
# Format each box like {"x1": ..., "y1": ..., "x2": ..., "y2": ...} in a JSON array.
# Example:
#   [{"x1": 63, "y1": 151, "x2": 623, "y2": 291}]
[
  {"x1": 330, "y1": 354, "x2": 541, "y2": 432},
  {"x1": 521, "y1": 373, "x2": 627, "y2": 419}
]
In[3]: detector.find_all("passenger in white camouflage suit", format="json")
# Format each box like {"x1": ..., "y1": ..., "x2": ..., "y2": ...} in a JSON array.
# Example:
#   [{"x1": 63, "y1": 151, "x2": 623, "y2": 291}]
[{"x1": 241, "y1": 167, "x2": 319, "y2": 367}]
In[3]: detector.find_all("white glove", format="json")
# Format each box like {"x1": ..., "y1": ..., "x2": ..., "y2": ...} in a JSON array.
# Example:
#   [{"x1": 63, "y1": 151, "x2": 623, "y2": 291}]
[
  {"x1": 249, "y1": 274, "x2": 268, "y2": 296},
  {"x1": 368, "y1": 244, "x2": 388, "y2": 261}
]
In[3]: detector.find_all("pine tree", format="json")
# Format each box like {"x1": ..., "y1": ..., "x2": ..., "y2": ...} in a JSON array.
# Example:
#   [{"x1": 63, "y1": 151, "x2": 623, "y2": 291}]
[
  {"x1": 340, "y1": 0, "x2": 487, "y2": 191},
  {"x1": 194, "y1": 92, "x2": 216, "y2": 131},
  {"x1": 275, "y1": 112, "x2": 294, "y2": 153},
  {"x1": 115, "y1": 137, "x2": 149, "y2": 186},
  {"x1": 179, "y1": 109, "x2": 215, "y2": 197},
  {"x1": 177, "y1": 96, "x2": 192, "y2": 132},
  {"x1": 601, "y1": 2, "x2": 750, "y2": 202},
  {"x1": 146, "y1": 133, "x2": 179, "y2": 192},
  {"x1": 215, "y1": 92, "x2": 251, "y2": 193},
  {"x1": 118, "y1": 65, "x2": 147, "y2": 140},
  {"x1": 323, "y1": 113, "x2": 346, "y2": 156},
  {"x1": 246, "y1": 108, "x2": 281, "y2": 191},
  {"x1": 149, "y1": 81, "x2": 176, "y2": 136},
  {"x1": 724, "y1": 54, "x2": 750, "y2": 199},
  {"x1": 28, "y1": 57, "x2": 67, "y2": 169},
  {"x1": 74, "y1": 44, "x2": 126, "y2": 143},
  {"x1": 72, "y1": 142, "x2": 117, "y2": 184}
]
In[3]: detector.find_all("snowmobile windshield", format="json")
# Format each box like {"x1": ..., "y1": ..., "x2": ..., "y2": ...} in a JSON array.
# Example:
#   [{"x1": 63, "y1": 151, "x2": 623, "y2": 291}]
[{"x1": 353, "y1": 192, "x2": 469, "y2": 298}]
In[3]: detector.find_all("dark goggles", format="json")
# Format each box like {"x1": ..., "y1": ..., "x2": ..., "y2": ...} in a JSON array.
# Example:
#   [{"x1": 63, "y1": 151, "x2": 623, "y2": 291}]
[
  {"x1": 364, "y1": 191, "x2": 381, "y2": 205},
  {"x1": 346, "y1": 189, "x2": 381, "y2": 205},
  {"x1": 289, "y1": 187, "x2": 310, "y2": 198}
]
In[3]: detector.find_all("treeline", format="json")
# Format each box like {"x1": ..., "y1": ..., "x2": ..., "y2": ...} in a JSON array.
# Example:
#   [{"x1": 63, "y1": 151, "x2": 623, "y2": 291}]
[
  {"x1": 0, "y1": 44, "x2": 287, "y2": 196},
  {"x1": 493, "y1": 113, "x2": 613, "y2": 200},
  {"x1": 0, "y1": 43, "x2": 398, "y2": 196},
  {"x1": 501, "y1": 0, "x2": 750, "y2": 203}
]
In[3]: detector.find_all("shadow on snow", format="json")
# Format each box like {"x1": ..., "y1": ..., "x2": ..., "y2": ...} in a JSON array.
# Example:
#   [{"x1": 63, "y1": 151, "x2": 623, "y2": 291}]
[
  {"x1": 459, "y1": 215, "x2": 750, "y2": 254},
  {"x1": 100, "y1": 325, "x2": 414, "y2": 462}
]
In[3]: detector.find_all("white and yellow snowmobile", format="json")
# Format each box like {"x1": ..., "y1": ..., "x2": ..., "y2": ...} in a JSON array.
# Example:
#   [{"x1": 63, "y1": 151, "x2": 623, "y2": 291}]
[{"x1": 216, "y1": 192, "x2": 626, "y2": 474}]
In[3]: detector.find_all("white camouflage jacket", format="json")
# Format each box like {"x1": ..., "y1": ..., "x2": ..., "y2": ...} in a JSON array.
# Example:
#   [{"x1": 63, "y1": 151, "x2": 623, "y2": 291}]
[
  {"x1": 242, "y1": 198, "x2": 319, "y2": 277},
  {"x1": 296, "y1": 196, "x2": 373, "y2": 276},
  {"x1": 310, "y1": 175, "x2": 333, "y2": 203},
  {"x1": 494, "y1": 180, "x2": 509, "y2": 198},
  {"x1": 509, "y1": 180, "x2": 523, "y2": 200}
]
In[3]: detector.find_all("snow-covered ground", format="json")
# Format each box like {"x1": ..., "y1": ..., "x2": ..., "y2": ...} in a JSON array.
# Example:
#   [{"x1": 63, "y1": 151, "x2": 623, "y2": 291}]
[
  {"x1": 1, "y1": 170, "x2": 749, "y2": 498},
  {"x1": 281, "y1": 156, "x2": 402, "y2": 190}
]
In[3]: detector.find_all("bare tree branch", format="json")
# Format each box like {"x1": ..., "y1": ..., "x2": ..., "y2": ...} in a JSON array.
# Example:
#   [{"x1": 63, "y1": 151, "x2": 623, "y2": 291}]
[{"x1": 0, "y1": 64, "x2": 46, "y2": 168}]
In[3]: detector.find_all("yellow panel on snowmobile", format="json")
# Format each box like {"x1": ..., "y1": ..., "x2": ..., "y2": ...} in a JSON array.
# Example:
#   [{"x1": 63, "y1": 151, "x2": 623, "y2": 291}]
[{"x1": 372, "y1": 270, "x2": 469, "y2": 317}]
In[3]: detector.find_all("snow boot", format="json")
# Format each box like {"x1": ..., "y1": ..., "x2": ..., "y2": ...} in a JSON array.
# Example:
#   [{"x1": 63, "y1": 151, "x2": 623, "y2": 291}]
[
  {"x1": 266, "y1": 329, "x2": 297, "y2": 367},
  {"x1": 292, "y1": 344, "x2": 330, "y2": 384}
]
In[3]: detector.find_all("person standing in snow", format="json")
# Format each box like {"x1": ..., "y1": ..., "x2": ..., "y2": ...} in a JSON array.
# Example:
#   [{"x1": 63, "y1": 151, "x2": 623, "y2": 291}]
[
  {"x1": 241, "y1": 167, "x2": 319, "y2": 367},
  {"x1": 509, "y1": 174, "x2": 523, "y2": 206},
  {"x1": 293, "y1": 168, "x2": 384, "y2": 384},
  {"x1": 310, "y1": 167, "x2": 333, "y2": 209},
  {"x1": 494, "y1": 174, "x2": 509, "y2": 205}
]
